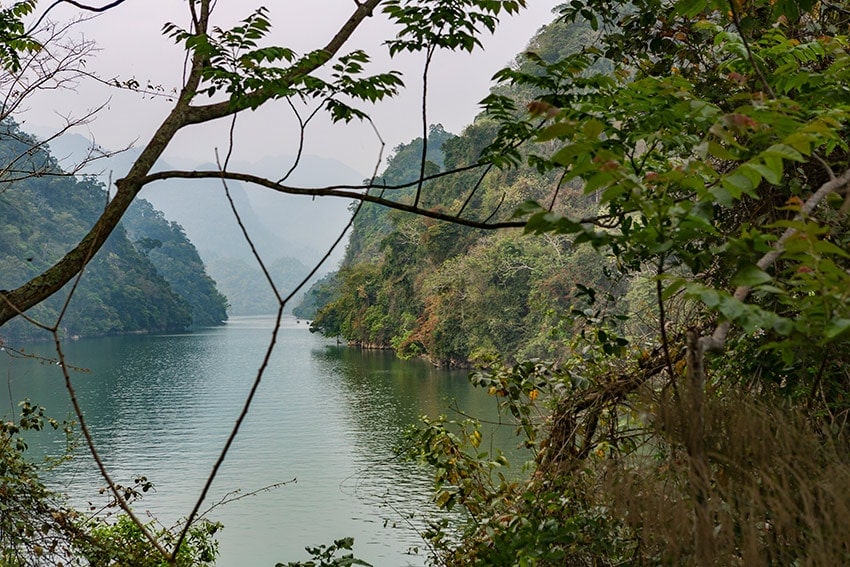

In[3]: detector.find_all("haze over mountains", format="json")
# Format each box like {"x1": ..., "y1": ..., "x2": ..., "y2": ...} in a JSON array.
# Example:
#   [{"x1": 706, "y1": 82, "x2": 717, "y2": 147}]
[{"x1": 47, "y1": 133, "x2": 364, "y2": 315}]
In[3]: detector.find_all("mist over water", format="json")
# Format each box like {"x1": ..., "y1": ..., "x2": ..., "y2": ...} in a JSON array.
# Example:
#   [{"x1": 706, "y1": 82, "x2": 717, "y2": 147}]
[{"x1": 1, "y1": 316, "x2": 522, "y2": 566}]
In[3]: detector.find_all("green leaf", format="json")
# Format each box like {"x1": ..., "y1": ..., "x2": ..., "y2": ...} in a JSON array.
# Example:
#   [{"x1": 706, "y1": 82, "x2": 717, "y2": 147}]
[
  {"x1": 717, "y1": 296, "x2": 746, "y2": 321},
  {"x1": 706, "y1": 141, "x2": 741, "y2": 161},
  {"x1": 825, "y1": 318, "x2": 850, "y2": 340},
  {"x1": 721, "y1": 172, "x2": 756, "y2": 199},
  {"x1": 710, "y1": 185, "x2": 735, "y2": 207},
  {"x1": 782, "y1": 131, "x2": 818, "y2": 155},
  {"x1": 434, "y1": 490, "x2": 453, "y2": 508},
  {"x1": 773, "y1": 317, "x2": 794, "y2": 336},
  {"x1": 582, "y1": 118, "x2": 605, "y2": 140},
  {"x1": 688, "y1": 285, "x2": 720, "y2": 307},
  {"x1": 731, "y1": 264, "x2": 773, "y2": 286},
  {"x1": 550, "y1": 143, "x2": 591, "y2": 167},
  {"x1": 813, "y1": 239, "x2": 850, "y2": 258},
  {"x1": 662, "y1": 277, "x2": 687, "y2": 300},
  {"x1": 537, "y1": 121, "x2": 576, "y2": 141},
  {"x1": 762, "y1": 143, "x2": 805, "y2": 162},
  {"x1": 512, "y1": 200, "x2": 545, "y2": 218},
  {"x1": 748, "y1": 161, "x2": 782, "y2": 185},
  {"x1": 675, "y1": 0, "x2": 708, "y2": 17},
  {"x1": 584, "y1": 171, "x2": 614, "y2": 193}
]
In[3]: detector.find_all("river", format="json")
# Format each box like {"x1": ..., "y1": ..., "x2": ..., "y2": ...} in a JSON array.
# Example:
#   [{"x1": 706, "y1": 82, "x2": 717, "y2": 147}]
[{"x1": 0, "y1": 315, "x2": 523, "y2": 566}]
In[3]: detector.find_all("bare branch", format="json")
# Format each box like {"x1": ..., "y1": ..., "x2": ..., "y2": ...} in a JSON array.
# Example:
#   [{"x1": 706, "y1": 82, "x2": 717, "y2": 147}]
[
  {"x1": 140, "y1": 167, "x2": 531, "y2": 229},
  {"x1": 414, "y1": 45, "x2": 436, "y2": 209},
  {"x1": 27, "y1": 0, "x2": 131, "y2": 36}
]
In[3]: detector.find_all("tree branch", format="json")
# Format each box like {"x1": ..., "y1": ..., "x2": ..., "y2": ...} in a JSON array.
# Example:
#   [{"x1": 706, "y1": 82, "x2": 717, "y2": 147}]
[
  {"x1": 139, "y1": 168, "x2": 531, "y2": 230},
  {"x1": 183, "y1": 0, "x2": 383, "y2": 126},
  {"x1": 27, "y1": 0, "x2": 131, "y2": 36}
]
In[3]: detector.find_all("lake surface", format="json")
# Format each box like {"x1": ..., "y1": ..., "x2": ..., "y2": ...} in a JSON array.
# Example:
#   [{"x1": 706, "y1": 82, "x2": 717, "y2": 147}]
[{"x1": 0, "y1": 316, "x2": 522, "y2": 566}]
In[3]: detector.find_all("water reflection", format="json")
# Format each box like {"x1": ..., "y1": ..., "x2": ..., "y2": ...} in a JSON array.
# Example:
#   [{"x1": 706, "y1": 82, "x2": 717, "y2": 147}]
[{"x1": 1, "y1": 317, "x2": 524, "y2": 566}]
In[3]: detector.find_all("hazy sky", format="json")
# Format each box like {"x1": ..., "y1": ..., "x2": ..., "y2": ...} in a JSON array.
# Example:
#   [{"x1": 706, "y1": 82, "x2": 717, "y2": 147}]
[{"x1": 26, "y1": 1, "x2": 561, "y2": 176}]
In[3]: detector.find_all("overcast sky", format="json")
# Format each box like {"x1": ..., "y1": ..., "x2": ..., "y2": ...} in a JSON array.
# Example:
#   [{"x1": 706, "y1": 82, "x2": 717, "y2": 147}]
[{"x1": 26, "y1": 1, "x2": 561, "y2": 176}]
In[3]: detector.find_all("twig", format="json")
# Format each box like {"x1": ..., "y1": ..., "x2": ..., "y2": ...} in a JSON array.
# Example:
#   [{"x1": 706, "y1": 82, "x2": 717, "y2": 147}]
[
  {"x1": 656, "y1": 257, "x2": 680, "y2": 400},
  {"x1": 22, "y1": 1, "x2": 129, "y2": 42},
  {"x1": 195, "y1": 479, "x2": 297, "y2": 522},
  {"x1": 728, "y1": 0, "x2": 776, "y2": 99},
  {"x1": 457, "y1": 163, "x2": 494, "y2": 217},
  {"x1": 413, "y1": 45, "x2": 436, "y2": 209}
]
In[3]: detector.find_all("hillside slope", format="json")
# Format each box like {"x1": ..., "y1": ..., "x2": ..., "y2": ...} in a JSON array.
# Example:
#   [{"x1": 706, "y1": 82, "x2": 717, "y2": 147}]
[
  {"x1": 301, "y1": 18, "x2": 613, "y2": 366},
  {"x1": 0, "y1": 121, "x2": 226, "y2": 340}
]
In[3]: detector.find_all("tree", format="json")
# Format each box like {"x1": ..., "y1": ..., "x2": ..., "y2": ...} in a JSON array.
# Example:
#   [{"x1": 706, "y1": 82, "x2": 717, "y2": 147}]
[
  {"x1": 397, "y1": 0, "x2": 850, "y2": 564},
  {"x1": 0, "y1": 0, "x2": 528, "y2": 563}
]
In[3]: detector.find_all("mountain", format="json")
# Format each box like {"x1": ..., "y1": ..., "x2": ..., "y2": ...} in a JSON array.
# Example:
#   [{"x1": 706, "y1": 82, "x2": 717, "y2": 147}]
[
  {"x1": 122, "y1": 199, "x2": 228, "y2": 326},
  {"x1": 203, "y1": 255, "x2": 312, "y2": 316},
  {"x1": 0, "y1": 121, "x2": 226, "y2": 340},
  {"x1": 46, "y1": 135, "x2": 363, "y2": 315},
  {"x1": 228, "y1": 154, "x2": 361, "y2": 266},
  {"x1": 143, "y1": 155, "x2": 360, "y2": 269},
  {"x1": 300, "y1": 18, "x2": 614, "y2": 366}
]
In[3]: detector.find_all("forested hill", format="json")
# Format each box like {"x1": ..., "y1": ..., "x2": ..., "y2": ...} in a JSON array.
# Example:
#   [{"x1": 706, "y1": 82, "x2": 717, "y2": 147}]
[
  {"x1": 298, "y1": 16, "x2": 613, "y2": 366},
  {"x1": 0, "y1": 121, "x2": 227, "y2": 341},
  {"x1": 122, "y1": 199, "x2": 228, "y2": 326}
]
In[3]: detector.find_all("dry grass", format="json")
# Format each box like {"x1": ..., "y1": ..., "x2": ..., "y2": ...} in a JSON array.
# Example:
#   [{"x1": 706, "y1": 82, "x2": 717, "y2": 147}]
[{"x1": 605, "y1": 392, "x2": 850, "y2": 565}]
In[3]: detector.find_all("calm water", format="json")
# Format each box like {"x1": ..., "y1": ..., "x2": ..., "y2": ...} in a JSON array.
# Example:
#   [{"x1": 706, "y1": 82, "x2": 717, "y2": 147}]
[{"x1": 0, "y1": 316, "x2": 521, "y2": 566}]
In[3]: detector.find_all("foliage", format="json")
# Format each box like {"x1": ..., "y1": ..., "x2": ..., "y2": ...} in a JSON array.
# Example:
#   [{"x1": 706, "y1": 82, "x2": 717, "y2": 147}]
[
  {"x1": 0, "y1": 1, "x2": 39, "y2": 72},
  {"x1": 402, "y1": 357, "x2": 637, "y2": 567},
  {"x1": 488, "y1": 0, "x2": 850, "y2": 407},
  {"x1": 312, "y1": 144, "x2": 617, "y2": 366},
  {"x1": 163, "y1": 6, "x2": 405, "y2": 119},
  {"x1": 80, "y1": 515, "x2": 221, "y2": 567},
  {"x1": 384, "y1": 0, "x2": 525, "y2": 55},
  {"x1": 403, "y1": 415, "x2": 512, "y2": 514},
  {"x1": 410, "y1": 378, "x2": 850, "y2": 565},
  {"x1": 277, "y1": 537, "x2": 372, "y2": 567},
  {"x1": 0, "y1": 399, "x2": 80, "y2": 566},
  {"x1": 0, "y1": 1, "x2": 552, "y2": 563},
  {"x1": 342, "y1": 124, "x2": 455, "y2": 265},
  {"x1": 292, "y1": 272, "x2": 339, "y2": 320}
]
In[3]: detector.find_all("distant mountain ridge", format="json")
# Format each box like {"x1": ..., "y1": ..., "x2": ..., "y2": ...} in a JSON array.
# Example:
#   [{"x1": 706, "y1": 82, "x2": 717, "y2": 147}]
[{"x1": 47, "y1": 134, "x2": 363, "y2": 315}]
